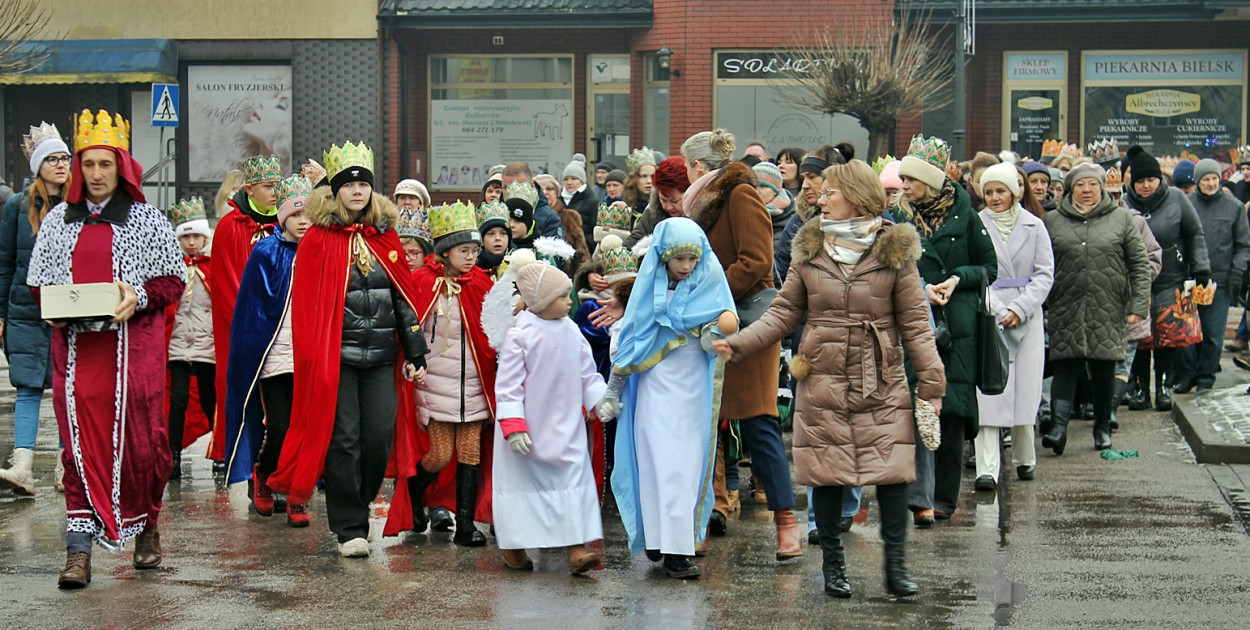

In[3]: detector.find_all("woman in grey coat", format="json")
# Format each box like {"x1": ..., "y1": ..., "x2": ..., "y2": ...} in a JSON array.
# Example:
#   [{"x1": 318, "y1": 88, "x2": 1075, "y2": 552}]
[
  {"x1": 1043, "y1": 163, "x2": 1151, "y2": 453},
  {"x1": 1122, "y1": 146, "x2": 1210, "y2": 412},
  {"x1": 1174, "y1": 159, "x2": 1250, "y2": 391}
]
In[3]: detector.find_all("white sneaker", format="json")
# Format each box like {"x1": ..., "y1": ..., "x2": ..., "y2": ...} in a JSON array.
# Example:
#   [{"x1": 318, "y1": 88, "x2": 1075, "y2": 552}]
[{"x1": 338, "y1": 537, "x2": 370, "y2": 558}]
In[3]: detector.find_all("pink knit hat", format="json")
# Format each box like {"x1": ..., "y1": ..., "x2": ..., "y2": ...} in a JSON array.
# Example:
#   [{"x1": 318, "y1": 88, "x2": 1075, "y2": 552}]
[
  {"x1": 879, "y1": 160, "x2": 903, "y2": 190},
  {"x1": 517, "y1": 261, "x2": 572, "y2": 313}
]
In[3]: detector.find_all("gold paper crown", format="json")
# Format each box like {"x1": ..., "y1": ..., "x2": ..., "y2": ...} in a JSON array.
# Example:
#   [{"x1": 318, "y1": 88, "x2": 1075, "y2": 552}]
[
  {"x1": 275, "y1": 175, "x2": 313, "y2": 209},
  {"x1": 397, "y1": 205, "x2": 432, "y2": 241},
  {"x1": 1104, "y1": 166, "x2": 1123, "y2": 192},
  {"x1": 169, "y1": 196, "x2": 206, "y2": 226},
  {"x1": 243, "y1": 155, "x2": 282, "y2": 184},
  {"x1": 323, "y1": 141, "x2": 375, "y2": 182},
  {"x1": 626, "y1": 146, "x2": 657, "y2": 173},
  {"x1": 905, "y1": 135, "x2": 950, "y2": 171},
  {"x1": 1087, "y1": 138, "x2": 1121, "y2": 164},
  {"x1": 504, "y1": 181, "x2": 539, "y2": 209},
  {"x1": 597, "y1": 202, "x2": 633, "y2": 231},
  {"x1": 301, "y1": 159, "x2": 327, "y2": 184},
  {"x1": 74, "y1": 109, "x2": 129, "y2": 152},
  {"x1": 428, "y1": 201, "x2": 479, "y2": 241},
  {"x1": 871, "y1": 155, "x2": 896, "y2": 174},
  {"x1": 1236, "y1": 145, "x2": 1250, "y2": 164},
  {"x1": 476, "y1": 200, "x2": 509, "y2": 227},
  {"x1": 600, "y1": 236, "x2": 639, "y2": 282},
  {"x1": 22, "y1": 122, "x2": 63, "y2": 160},
  {"x1": 1041, "y1": 139, "x2": 1063, "y2": 159},
  {"x1": 1158, "y1": 156, "x2": 1181, "y2": 173},
  {"x1": 1058, "y1": 143, "x2": 1083, "y2": 160},
  {"x1": 1192, "y1": 281, "x2": 1216, "y2": 306}
]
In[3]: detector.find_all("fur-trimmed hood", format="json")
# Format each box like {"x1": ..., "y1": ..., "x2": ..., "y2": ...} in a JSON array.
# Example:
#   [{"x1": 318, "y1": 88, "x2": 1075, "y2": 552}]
[
  {"x1": 687, "y1": 161, "x2": 759, "y2": 233},
  {"x1": 790, "y1": 218, "x2": 921, "y2": 270},
  {"x1": 306, "y1": 188, "x2": 399, "y2": 232}
]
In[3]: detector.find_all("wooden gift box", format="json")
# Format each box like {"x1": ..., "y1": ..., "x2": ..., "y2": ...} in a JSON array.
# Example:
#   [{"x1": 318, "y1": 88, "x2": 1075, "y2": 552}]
[{"x1": 41, "y1": 283, "x2": 121, "y2": 320}]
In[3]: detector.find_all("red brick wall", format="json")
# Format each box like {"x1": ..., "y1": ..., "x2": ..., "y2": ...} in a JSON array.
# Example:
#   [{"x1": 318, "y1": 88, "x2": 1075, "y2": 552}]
[{"x1": 967, "y1": 20, "x2": 1250, "y2": 156}]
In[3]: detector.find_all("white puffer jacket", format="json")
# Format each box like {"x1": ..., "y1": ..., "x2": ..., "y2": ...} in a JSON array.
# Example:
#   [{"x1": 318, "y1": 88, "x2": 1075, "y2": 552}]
[
  {"x1": 168, "y1": 268, "x2": 214, "y2": 363},
  {"x1": 418, "y1": 293, "x2": 490, "y2": 424},
  {"x1": 261, "y1": 302, "x2": 293, "y2": 378}
]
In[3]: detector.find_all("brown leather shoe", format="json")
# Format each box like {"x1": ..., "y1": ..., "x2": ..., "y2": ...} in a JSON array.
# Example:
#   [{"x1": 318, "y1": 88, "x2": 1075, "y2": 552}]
[
  {"x1": 58, "y1": 552, "x2": 91, "y2": 589},
  {"x1": 133, "y1": 525, "x2": 162, "y2": 569},
  {"x1": 566, "y1": 544, "x2": 602, "y2": 575},
  {"x1": 774, "y1": 510, "x2": 803, "y2": 560},
  {"x1": 501, "y1": 548, "x2": 534, "y2": 571}
]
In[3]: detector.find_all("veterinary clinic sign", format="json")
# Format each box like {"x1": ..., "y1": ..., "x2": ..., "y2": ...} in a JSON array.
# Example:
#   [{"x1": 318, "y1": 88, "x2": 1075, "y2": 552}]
[
  {"x1": 429, "y1": 99, "x2": 573, "y2": 191},
  {"x1": 1082, "y1": 50, "x2": 1247, "y2": 158}
]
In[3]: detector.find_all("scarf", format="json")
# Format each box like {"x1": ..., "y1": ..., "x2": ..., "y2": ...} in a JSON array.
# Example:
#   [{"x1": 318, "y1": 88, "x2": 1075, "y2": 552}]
[
  {"x1": 561, "y1": 184, "x2": 584, "y2": 206},
  {"x1": 906, "y1": 180, "x2": 956, "y2": 238},
  {"x1": 682, "y1": 168, "x2": 720, "y2": 220},
  {"x1": 986, "y1": 203, "x2": 1020, "y2": 240},
  {"x1": 820, "y1": 216, "x2": 883, "y2": 265},
  {"x1": 766, "y1": 190, "x2": 791, "y2": 217},
  {"x1": 1125, "y1": 180, "x2": 1169, "y2": 216}
]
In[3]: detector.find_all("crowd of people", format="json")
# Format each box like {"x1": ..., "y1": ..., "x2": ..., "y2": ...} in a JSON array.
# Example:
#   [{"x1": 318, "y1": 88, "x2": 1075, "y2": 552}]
[{"x1": 2, "y1": 106, "x2": 1249, "y2": 601}]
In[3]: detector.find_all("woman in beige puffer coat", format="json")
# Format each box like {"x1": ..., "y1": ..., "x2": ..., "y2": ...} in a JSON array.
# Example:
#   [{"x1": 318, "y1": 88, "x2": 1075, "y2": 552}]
[{"x1": 717, "y1": 160, "x2": 945, "y2": 600}]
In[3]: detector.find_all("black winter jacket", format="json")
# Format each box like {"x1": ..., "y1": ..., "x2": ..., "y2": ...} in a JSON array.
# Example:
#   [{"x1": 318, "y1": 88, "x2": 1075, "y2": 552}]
[{"x1": 340, "y1": 258, "x2": 427, "y2": 368}]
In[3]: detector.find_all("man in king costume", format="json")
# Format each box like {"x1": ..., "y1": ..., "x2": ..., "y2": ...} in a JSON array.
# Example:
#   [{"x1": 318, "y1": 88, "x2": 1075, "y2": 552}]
[{"x1": 27, "y1": 110, "x2": 187, "y2": 588}]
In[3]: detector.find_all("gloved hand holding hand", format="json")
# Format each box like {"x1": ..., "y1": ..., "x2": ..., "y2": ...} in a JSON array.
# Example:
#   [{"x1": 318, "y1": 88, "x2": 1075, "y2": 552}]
[
  {"x1": 596, "y1": 395, "x2": 621, "y2": 421},
  {"x1": 507, "y1": 432, "x2": 532, "y2": 456}
]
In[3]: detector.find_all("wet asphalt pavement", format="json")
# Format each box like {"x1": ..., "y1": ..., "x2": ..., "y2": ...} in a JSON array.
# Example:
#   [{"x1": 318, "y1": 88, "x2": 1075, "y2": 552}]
[{"x1": 2, "y1": 357, "x2": 1250, "y2": 629}]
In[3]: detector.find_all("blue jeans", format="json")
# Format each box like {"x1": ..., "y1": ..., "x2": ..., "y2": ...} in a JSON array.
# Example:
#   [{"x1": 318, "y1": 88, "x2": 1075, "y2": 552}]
[
  {"x1": 14, "y1": 387, "x2": 43, "y2": 450},
  {"x1": 738, "y1": 415, "x2": 795, "y2": 511},
  {"x1": 1237, "y1": 309, "x2": 1248, "y2": 341},
  {"x1": 1178, "y1": 286, "x2": 1231, "y2": 386},
  {"x1": 725, "y1": 458, "x2": 739, "y2": 491},
  {"x1": 806, "y1": 485, "x2": 862, "y2": 530}
]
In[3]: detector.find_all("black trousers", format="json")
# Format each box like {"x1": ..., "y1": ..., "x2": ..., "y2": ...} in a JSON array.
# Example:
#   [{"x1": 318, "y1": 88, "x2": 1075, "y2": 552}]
[
  {"x1": 325, "y1": 364, "x2": 398, "y2": 543},
  {"x1": 933, "y1": 414, "x2": 969, "y2": 515},
  {"x1": 1052, "y1": 358, "x2": 1116, "y2": 423},
  {"x1": 168, "y1": 361, "x2": 217, "y2": 453},
  {"x1": 258, "y1": 373, "x2": 294, "y2": 476}
]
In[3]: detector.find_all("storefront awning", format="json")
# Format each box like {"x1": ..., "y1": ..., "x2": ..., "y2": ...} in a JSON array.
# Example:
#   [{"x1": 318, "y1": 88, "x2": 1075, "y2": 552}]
[
  {"x1": 379, "y1": 0, "x2": 652, "y2": 28},
  {"x1": 0, "y1": 39, "x2": 178, "y2": 85},
  {"x1": 907, "y1": 0, "x2": 1216, "y2": 23}
]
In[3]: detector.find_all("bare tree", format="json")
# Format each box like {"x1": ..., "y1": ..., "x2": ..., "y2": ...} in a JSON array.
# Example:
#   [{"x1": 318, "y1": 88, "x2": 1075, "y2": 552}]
[
  {"x1": 0, "y1": 0, "x2": 60, "y2": 76},
  {"x1": 777, "y1": 5, "x2": 954, "y2": 159}
]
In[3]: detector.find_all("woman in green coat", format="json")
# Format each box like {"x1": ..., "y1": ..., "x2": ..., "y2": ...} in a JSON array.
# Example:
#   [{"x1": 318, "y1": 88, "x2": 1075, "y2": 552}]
[{"x1": 895, "y1": 136, "x2": 997, "y2": 524}]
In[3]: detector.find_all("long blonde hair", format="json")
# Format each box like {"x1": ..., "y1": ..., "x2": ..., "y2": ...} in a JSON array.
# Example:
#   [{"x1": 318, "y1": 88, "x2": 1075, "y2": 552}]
[{"x1": 215, "y1": 169, "x2": 245, "y2": 216}]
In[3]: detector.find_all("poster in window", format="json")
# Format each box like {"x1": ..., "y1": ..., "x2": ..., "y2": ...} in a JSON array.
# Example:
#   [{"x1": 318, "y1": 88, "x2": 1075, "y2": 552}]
[
  {"x1": 1009, "y1": 89, "x2": 1061, "y2": 158},
  {"x1": 429, "y1": 99, "x2": 573, "y2": 191},
  {"x1": 187, "y1": 65, "x2": 292, "y2": 182},
  {"x1": 1083, "y1": 85, "x2": 1243, "y2": 158}
]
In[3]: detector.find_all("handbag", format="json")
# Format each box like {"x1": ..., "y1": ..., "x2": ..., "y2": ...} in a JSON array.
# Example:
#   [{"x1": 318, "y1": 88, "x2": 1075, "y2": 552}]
[
  {"x1": 1139, "y1": 288, "x2": 1203, "y2": 349},
  {"x1": 976, "y1": 270, "x2": 1011, "y2": 396},
  {"x1": 735, "y1": 287, "x2": 778, "y2": 328},
  {"x1": 931, "y1": 306, "x2": 952, "y2": 354}
]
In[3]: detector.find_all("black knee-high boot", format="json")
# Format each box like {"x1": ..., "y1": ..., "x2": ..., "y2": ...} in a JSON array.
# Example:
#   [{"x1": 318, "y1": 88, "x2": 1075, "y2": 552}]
[
  {"x1": 1042, "y1": 398, "x2": 1072, "y2": 455},
  {"x1": 811, "y1": 486, "x2": 850, "y2": 598},
  {"x1": 878, "y1": 484, "x2": 917, "y2": 597},
  {"x1": 454, "y1": 463, "x2": 487, "y2": 547},
  {"x1": 406, "y1": 464, "x2": 439, "y2": 533},
  {"x1": 1154, "y1": 350, "x2": 1173, "y2": 412}
]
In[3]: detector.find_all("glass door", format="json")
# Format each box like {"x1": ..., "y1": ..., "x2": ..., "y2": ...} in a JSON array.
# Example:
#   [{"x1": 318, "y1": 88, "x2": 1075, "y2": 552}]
[{"x1": 587, "y1": 56, "x2": 631, "y2": 174}]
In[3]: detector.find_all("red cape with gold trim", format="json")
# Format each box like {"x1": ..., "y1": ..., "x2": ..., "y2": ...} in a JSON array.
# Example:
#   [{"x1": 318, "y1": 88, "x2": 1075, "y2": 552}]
[
  {"x1": 384, "y1": 257, "x2": 497, "y2": 535},
  {"x1": 267, "y1": 222, "x2": 420, "y2": 505}
]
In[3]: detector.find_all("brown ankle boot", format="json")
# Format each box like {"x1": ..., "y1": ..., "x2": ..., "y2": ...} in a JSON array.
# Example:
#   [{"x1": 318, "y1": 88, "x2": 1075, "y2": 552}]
[
  {"x1": 501, "y1": 548, "x2": 534, "y2": 571},
  {"x1": 774, "y1": 510, "x2": 803, "y2": 560},
  {"x1": 566, "y1": 544, "x2": 601, "y2": 575},
  {"x1": 58, "y1": 552, "x2": 91, "y2": 589},
  {"x1": 133, "y1": 524, "x2": 162, "y2": 569}
]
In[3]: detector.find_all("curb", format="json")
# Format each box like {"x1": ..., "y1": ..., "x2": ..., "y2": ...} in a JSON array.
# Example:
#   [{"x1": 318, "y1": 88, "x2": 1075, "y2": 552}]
[{"x1": 1173, "y1": 396, "x2": 1250, "y2": 465}]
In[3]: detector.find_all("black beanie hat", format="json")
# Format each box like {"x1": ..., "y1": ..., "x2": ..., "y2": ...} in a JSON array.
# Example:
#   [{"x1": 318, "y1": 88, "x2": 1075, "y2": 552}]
[
  {"x1": 1125, "y1": 145, "x2": 1162, "y2": 184},
  {"x1": 330, "y1": 166, "x2": 374, "y2": 197},
  {"x1": 506, "y1": 198, "x2": 534, "y2": 231},
  {"x1": 596, "y1": 162, "x2": 616, "y2": 174},
  {"x1": 605, "y1": 169, "x2": 627, "y2": 185}
]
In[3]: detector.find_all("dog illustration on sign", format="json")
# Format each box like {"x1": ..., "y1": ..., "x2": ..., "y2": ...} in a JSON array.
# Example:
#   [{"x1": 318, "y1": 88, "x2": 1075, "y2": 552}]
[{"x1": 533, "y1": 103, "x2": 568, "y2": 140}]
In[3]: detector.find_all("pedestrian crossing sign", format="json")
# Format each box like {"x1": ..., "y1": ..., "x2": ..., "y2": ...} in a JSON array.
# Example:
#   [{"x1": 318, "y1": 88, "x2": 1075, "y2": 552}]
[{"x1": 151, "y1": 83, "x2": 179, "y2": 127}]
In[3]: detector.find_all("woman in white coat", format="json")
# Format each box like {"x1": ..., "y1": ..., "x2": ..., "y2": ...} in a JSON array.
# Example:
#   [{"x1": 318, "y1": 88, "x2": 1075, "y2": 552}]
[{"x1": 974, "y1": 162, "x2": 1054, "y2": 489}]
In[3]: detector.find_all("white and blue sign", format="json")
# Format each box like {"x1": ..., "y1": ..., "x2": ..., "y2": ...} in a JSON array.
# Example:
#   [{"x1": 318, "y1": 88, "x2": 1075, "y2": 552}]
[
  {"x1": 1085, "y1": 52, "x2": 1244, "y2": 82},
  {"x1": 151, "y1": 83, "x2": 179, "y2": 127},
  {"x1": 1006, "y1": 53, "x2": 1066, "y2": 81}
]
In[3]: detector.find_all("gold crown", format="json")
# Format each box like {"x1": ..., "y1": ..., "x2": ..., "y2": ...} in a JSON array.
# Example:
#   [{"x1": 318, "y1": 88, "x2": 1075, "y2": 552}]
[
  {"x1": 74, "y1": 109, "x2": 129, "y2": 152},
  {"x1": 905, "y1": 135, "x2": 951, "y2": 171},
  {"x1": 600, "y1": 236, "x2": 639, "y2": 282},
  {"x1": 626, "y1": 146, "x2": 657, "y2": 173},
  {"x1": 275, "y1": 175, "x2": 313, "y2": 208},
  {"x1": 243, "y1": 155, "x2": 282, "y2": 184},
  {"x1": 323, "y1": 141, "x2": 374, "y2": 183},
  {"x1": 1087, "y1": 138, "x2": 1121, "y2": 164},
  {"x1": 871, "y1": 155, "x2": 896, "y2": 174},
  {"x1": 169, "y1": 196, "x2": 206, "y2": 226},
  {"x1": 597, "y1": 201, "x2": 633, "y2": 231},
  {"x1": 1104, "y1": 166, "x2": 1123, "y2": 192},
  {"x1": 22, "y1": 122, "x2": 64, "y2": 160},
  {"x1": 1157, "y1": 156, "x2": 1180, "y2": 172},
  {"x1": 1192, "y1": 281, "x2": 1216, "y2": 306},
  {"x1": 504, "y1": 181, "x2": 539, "y2": 209},
  {"x1": 428, "y1": 201, "x2": 479, "y2": 241},
  {"x1": 1041, "y1": 139, "x2": 1063, "y2": 159},
  {"x1": 1058, "y1": 143, "x2": 1083, "y2": 160},
  {"x1": 301, "y1": 158, "x2": 327, "y2": 184},
  {"x1": 397, "y1": 205, "x2": 432, "y2": 241},
  {"x1": 476, "y1": 200, "x2": 509, "y2": 227}
]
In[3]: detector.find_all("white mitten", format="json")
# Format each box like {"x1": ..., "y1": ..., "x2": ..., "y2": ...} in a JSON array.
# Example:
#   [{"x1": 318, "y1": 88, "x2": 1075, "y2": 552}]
[
  {"x1": 915, "y1": 398, "x2": 941, "y2": 451},
  {"x1": 596, "y1": 395, "x2": 621, "y2": 421},
  {"x1": 507, "y1": 432, "x2": 532, "y2": 456}
]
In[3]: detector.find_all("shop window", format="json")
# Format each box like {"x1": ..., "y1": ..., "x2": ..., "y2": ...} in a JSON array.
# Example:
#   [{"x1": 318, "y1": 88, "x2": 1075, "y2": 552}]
[
  {"x1": 429, "y1": 55, "x2": 574, "y2": 191},
  {"x1": 643, "y1": 52, "x2": 670, "y2": 155}
]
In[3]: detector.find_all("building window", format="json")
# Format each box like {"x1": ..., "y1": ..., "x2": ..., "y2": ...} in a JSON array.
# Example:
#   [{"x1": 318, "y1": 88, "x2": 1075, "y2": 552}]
[
  {"x1": 643, "y1": 52, "x2": 670, "y2": 154},
  {"x1": 712, "y1": 50, "x2": 867, "y2": 157},
  {"x1": 428, "y1": 55, "x2": 574, "y2": 191}
]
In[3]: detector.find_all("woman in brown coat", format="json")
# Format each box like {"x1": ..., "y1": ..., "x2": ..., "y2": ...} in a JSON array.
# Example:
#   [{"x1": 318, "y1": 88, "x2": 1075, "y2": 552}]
[
  {"x1": 716, "y1": 160, "x2": 945, "y2": 599},
  {"x1": 681, "y1": 129, "x2": 802, "y2": 560}
]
